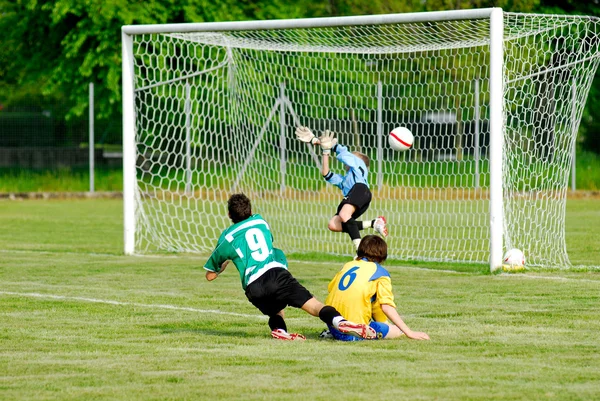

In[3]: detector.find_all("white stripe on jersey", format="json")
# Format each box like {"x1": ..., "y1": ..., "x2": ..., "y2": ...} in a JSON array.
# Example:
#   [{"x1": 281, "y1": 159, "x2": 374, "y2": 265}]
[{"x1": 225, "y1": 218, "x2": 270, "y2": 242}]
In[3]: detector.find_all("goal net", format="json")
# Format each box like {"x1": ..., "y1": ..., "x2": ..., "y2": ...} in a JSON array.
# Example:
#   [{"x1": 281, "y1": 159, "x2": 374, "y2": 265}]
[{"x1": 122, "y1": 9, "x2": 600, "y2": 269}]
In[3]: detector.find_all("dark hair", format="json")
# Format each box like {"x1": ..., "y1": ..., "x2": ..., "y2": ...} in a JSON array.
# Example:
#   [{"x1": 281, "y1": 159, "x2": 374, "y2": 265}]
[
  {"x1": 356, "y1": 235, "x2": 387, "y2": 263},
  {"x1": 228, "y1": 193, "x2": 252, "y2": 223}
]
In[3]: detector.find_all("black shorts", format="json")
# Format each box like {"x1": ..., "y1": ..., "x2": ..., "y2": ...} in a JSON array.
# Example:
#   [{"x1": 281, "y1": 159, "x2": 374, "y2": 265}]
[
  {"x1": 244, "y1": 268, "x2": 313, "y2": 316},
  {"x1": 336, "y1": 183, "x2": 372, "y2": 219}
]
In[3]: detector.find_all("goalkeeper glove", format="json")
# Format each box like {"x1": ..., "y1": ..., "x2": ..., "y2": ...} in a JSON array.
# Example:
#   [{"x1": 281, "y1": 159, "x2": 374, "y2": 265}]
[
  {"x1": 295, "y1": 126, "x2": 319, "y2": 145},
  {"x1": 319, "y1": 130, "x2": 338, "y2": 155}
]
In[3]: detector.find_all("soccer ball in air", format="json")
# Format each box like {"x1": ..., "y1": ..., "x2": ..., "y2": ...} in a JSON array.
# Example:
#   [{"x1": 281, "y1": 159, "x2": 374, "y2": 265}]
[
  {"x1": 502, "y1": 248, "x2": 525, "y2": 272},
  {"x1": 389, "y1": 127, "x2": 414, "y2": 151}
]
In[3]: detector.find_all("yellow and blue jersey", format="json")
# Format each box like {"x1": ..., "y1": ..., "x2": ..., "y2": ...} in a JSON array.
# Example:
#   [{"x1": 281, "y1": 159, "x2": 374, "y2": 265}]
[{"x1": 325, "y1": 258, "x2": 396, "y2": 325}]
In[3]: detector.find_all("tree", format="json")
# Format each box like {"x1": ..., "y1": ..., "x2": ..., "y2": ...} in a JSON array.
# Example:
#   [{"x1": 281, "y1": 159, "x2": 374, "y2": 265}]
[
  {"x1": 0, "y1": 0, "x2": 318, "y2": 135},
  {"x1": 1, "y1": 0, "x2": 599, "y2": 152}
]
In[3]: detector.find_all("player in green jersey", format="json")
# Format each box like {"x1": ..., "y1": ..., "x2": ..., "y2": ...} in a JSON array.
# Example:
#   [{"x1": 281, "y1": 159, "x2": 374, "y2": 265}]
[{"x1": 204, "y1": 193, "x2": 377, "y2": 341}]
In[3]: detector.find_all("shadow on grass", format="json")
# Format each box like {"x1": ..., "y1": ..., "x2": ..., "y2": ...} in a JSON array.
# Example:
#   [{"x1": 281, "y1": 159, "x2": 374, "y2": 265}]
[{"x1": 152, "y1": 323, "x2": 257, "y2": 338}]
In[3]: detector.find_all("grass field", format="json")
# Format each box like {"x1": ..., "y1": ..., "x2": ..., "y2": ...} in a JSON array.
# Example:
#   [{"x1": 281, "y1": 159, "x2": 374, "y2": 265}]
[
  {"x1": 1, "y1": 149, "x2": 599, "y2": 193},
  {"x1": 1, "y1": 199, "x2": 600, "y2": 400}
]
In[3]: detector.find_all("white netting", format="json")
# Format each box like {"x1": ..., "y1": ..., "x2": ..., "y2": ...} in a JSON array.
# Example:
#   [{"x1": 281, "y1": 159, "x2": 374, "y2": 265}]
[{"x1": 127, "y1": 12, "x2": 600, "y2": 268}]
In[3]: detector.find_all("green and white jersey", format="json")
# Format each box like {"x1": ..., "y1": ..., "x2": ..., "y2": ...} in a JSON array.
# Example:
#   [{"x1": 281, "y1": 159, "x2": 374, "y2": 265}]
[{"x1": 204, "y1": 214, "x2": 288, "y2": 290}]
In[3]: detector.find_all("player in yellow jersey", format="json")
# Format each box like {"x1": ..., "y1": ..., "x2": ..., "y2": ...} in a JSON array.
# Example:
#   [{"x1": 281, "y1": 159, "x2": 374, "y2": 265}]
[{"x1": 324, "y1": 235, "x2": 430, "y2": 341}]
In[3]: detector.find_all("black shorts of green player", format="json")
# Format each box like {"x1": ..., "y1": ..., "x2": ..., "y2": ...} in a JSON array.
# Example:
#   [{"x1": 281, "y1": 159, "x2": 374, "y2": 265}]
[
  {"x1": 245, "y1": 268, "x2": 313, "y2": 316},
  {"x1": 336, "y1": 182, "x2": 372, "y2": 219}
]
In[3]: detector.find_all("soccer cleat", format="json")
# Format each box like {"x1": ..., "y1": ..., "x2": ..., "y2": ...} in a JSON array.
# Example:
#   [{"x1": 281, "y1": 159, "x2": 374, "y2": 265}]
[
  {"x1": 337, "y1": 321, "x2": 377, "y2": 340},
  {"x1": 373, "y1": 216, "x2": 388, "y2": 237},
  {"x1": 271, "y1": 329, "x2": 306, "y2": 341},
  {"x1": 319, "y1": 329, "x2": 333, "y2": 339}
]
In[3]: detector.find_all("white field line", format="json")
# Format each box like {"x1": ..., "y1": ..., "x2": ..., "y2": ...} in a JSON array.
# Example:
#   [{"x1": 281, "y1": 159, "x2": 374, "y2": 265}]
[
  {"x1": 498, "y1": 274, "x2": 600, "y2": 284},
  {"x1": 0, "y1": 249, "x2": 187, "y2": 259},
  {"x1": 0, "y1": 290, "x2": 419, "y2": 324},
  {"x1": 0, "y1": 291, "x2": 267, "y2": 320}
]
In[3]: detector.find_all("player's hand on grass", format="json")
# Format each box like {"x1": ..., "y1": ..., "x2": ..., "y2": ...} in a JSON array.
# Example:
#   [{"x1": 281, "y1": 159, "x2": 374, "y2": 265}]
[
  {"x1": 319, "y1": 130, "x2": 338, "y2": 155},
  {"x1": 405, "y1": 330, "x2": 430, "y2": 340},
  {"x1": 295, "y1": 126, "x2": 319, "y2": 145}
]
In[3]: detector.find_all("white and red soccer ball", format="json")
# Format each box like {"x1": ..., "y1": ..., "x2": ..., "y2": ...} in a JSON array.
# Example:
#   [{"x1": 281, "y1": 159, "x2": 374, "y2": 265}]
[
  {"x1": 389, "y1": 127, "x2": 414, "y2": 151},
  {"x1": 503, "y1": 248, "x2": 525, "y2": 269}
]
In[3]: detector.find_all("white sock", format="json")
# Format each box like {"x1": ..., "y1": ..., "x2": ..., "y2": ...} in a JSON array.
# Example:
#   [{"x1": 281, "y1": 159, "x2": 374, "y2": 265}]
[
  {"x1": 332, "y1": 316, "x2": 345, "y2": 329},
  {"x1": 358, "y1": 220, "x2": 374, "y2": 229},
  {"x1": 353, "y1": 238, "x2": 361, "y2": 249}
]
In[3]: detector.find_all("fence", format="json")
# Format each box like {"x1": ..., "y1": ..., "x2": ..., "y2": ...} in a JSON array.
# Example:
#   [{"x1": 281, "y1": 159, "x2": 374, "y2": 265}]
[{"x1": 0, "y1": 84, "x2": 123, "y2": 192}]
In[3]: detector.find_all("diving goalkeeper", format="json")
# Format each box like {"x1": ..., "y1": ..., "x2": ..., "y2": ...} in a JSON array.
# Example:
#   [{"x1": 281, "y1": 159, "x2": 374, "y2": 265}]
[{"x1": 296, "y1": 126, "x2": 387, "y2": 250}]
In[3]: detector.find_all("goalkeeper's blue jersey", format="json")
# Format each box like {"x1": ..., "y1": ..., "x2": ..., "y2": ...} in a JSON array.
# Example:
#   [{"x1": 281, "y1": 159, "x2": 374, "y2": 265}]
[
  {"x1": 323, "y1": 144, "x2": 369, "y2": 196},
  {"x1": 204, "y1": 214, "x2": 287, "y2": 290}
]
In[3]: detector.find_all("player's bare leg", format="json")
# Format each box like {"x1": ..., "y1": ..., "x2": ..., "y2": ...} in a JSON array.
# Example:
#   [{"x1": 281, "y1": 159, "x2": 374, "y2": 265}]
[
  {"x1": 381, "y1": 324, "x2": 404, "y2": 339},
  {"x1": 327, "y1": 215, "x2": 343, "y2": 232},
  {"x1": 337, "y1": 204, "x2": 356, "y2": 223},
  {"x1": 302, "y1": 298, "x2": 376, "y2": 340}
]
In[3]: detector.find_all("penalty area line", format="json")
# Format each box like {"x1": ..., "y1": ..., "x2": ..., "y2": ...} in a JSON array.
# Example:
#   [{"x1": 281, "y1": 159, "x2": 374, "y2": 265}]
[
  {"x1": 498, "y1": 274, "x2": 600, "y2": 284},
  {"x1": 0, "y1": 291, "x2": 266, "y2": 320}
]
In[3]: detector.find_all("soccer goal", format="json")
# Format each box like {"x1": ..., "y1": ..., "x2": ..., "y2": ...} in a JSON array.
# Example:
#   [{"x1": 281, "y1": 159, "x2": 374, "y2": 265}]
[{"x1": 122, "y1": 8, "x2": 600, "y2": 270}]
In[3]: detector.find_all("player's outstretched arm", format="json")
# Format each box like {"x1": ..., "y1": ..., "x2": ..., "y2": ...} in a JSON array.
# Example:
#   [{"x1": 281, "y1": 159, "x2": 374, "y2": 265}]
[
  {"x1": 205, "y1": 260, "x2": 229, "y2": 281},
  {"x1": 381, "y1": 304, "x2": 430, "y2": 340},
  {"x1": 319, "y1": 130, "x2": 338, "y2": 155},
  {"x1": 295, "y1": 126, "x2": 320, "y2": 145},
  {"x1": 321, "y1": 150, "x2": 330, "y2": 176}
]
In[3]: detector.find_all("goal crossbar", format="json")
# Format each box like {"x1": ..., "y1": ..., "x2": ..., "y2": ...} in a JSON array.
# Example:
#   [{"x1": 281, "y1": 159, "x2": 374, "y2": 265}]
[
  {"x1": 122, "y1": 8, "x2": 600, "y2": 271},
  {"x1": 122, "y1": 9, "x2": 497, "y2": 35}
]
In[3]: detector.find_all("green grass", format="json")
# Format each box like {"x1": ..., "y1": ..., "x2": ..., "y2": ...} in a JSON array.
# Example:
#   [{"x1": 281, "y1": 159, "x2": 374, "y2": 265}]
[
  {"x1": 576, "y1": 150, "x2": 600, "y2": 190},
  {"x1": 1, "y1": 149, "x2": 599, "y2": 192},
  {"x1": 1, "y1": 199, "x2": 600, "y2": 400},
  {"x1": 0, "y1": 167, "x2": 123, "y2": 192}
]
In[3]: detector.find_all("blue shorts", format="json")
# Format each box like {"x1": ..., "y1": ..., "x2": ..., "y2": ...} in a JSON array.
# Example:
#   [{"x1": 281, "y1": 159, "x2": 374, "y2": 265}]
[{"x1": 329, "y1": 321, "x2": 390, "y2": 341}]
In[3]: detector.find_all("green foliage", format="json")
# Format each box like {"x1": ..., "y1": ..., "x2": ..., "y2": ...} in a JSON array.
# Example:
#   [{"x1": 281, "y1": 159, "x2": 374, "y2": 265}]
[
  {"x1": 576, "y1": 150, "x2": 600, "y2": 190},
  {"x1": 1, "y1": 0, "x2": 600, "y2": 153}
]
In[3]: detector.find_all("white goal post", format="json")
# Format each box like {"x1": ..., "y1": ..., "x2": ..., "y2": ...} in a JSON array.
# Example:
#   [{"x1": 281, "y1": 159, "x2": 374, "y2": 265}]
[{"x1": 122, "y1": 8, "x2": 600, "y2": 270}]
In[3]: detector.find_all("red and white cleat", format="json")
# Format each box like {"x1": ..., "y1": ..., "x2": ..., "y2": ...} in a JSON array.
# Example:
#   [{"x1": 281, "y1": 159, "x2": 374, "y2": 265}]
[
  {"x1": 337, "y1": 321, "x2": 376, "y2": 340},
  {"x1": 271, "y1": 329, "x2": 306, "y2": 341},
  {"x1": 373, "y1": 216, "x2": 388, "y2": 237}
]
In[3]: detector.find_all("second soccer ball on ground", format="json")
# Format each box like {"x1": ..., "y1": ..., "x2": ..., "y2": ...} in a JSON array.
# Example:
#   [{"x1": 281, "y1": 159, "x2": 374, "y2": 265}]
[
  {"x1": 502, "y1": 248, "x2": 526, "y2": 272},
  {"x1": 389, "y1": 127, "x2": 414, "y2": 151}
]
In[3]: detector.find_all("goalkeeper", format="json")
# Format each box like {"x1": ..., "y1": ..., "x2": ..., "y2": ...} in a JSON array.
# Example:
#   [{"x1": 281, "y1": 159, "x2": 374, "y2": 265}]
[
  {"x1": 296, "y1": 126, "x2": 387, "y2": 249},
  {"x1": 203, "y1": 193, "x2": 377, "y2": 341},
  {"x1": 323, "y1": 235, "x2": 430, "y2": 341}
]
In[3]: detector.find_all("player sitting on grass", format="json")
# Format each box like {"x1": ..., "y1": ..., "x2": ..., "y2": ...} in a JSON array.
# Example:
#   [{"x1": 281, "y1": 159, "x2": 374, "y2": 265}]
[
  {"x1": 295, "y1": 126, "x2": 387, "y2": 250},
  {"x1": 323, "y1": 235, "x2": 430, "y2": 341},
  {"x1": 203, "y1": 193, "x2": 377, "y2": 341}
]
